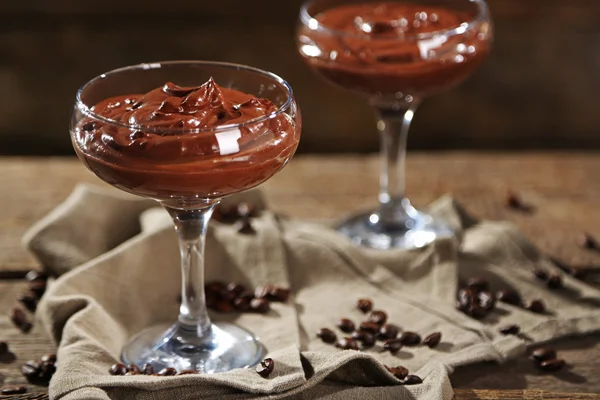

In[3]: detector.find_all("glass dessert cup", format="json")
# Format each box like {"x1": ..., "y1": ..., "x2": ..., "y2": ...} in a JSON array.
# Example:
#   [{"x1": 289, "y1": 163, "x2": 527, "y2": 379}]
[
  {"x1": 297, "y1": 0, "x2": 492, "y2": 249},
  {"x1": 70, "y1": 61, "x2": 301, "y2": 372}
]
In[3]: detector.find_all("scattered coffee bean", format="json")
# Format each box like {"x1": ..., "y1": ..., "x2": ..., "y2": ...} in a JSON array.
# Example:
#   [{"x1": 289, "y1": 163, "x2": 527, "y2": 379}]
[
  {"x1": 539, "y1": 358, "x2": 566, "y2": 373},
  {"x1": 368, "y1": 310, "x2": 387, "y2": 325},
  {"x1": 18, "y1": 292, "x2": 38, "y2": 313},
  {"x1": 127, "y1": 364, "x2": 141, "y2": 374},
  {"x1": 457, "y1": 288, "x2": 475, "y2": 310},
  {"x1": 142, "y1": 363, "x2": 155, "y2": 375},
  {"x1": 177, "y1": 369, "x2": 199, "y2": 375},
  {"x1": 11, "y1": 307, "x2": 33, "y2": 333},
  {"x1": 526, "y1": 299, "x2": 546, "y2": 314},
  {"x1": 0, "y1": 341, "x2": 8, "y2": 355},
  {"x1": 26, "y1": 270, "x2": 48, "y2": 283},
  {"x1": 499, "y1": 324, "x2": 520, "y2": 335},
  {"x1": 389, "y1": 366, "x2": 409, "y2": 380},
  {"x1": 357, "y1": 298, "x2": 373, "y2": 313},
  {"x1": 21, "y1": 362, "x2": 40, "y2": 381},
  {"x1": 359, "y1": 321, "x2": 380, "y2": 334},
  {"x1": 109, "y1": 362, "x2": 128, "y2": 376},
  {"x1": 534, "y1": 269, "x2": 549, "y2": 281},
  {"x1": 233, "y1": 296, "x2": 251, "y2": 312},
  {"x1": 157, "y1": 367, "x2": 178, "y2": 376},
  {"x1": 403, "y1": 374, "x2": 423, "y2": 385},
  {"x1": 317, "y1": 328, "x2": 337, "y2": 344},
  {"x1": 336, "y1": 337, "x2": 359, "y2": 351},
  {"x1": 336, "y1": 318, "x2": 355, "y2": 333},
  {"x1": 256, "y1": 358, "x2": 275, "y2": 378},
  {"x1": 505, "y1": 191, "x2": 525, "y2": 210},
  {"x1": 352, "y1": 331, "x2": 376, "y2": 347},
  {"x1": 399, "y1": 331, "x2": 421, "y2": 346},
  {"x1": 236, "y1": 218, "x2": 256, "y2": 234},
  {"x1": 496, "y1": 289, "x2": 522, "y2": 306},
  {"x1": 227, "y1": 282, "x2": 246, "y2": 295},
  {"x1": 477, "y1": 291, "x2": 496, "y2": 311},
  {"x1": 377, "y1": 324, "x2": 399, "y2": 340},
  {"x1": 423, "y1": 332, "x2": 442, "y2": 348},
  {"x1": 0, "y1": 385, "x2": 27, "y2": 395},
  {"x1": 249, "y1": 298, "x2": 270, "y2": 313},
  {"x1": 383, "y1": 338, "x2": 403, "y2": 354},
  {"x1": 41, "y1": 353, "x2": 57, "y2": 364},
  {"x1": 530, "y1": 347, "x2": 557, "y2": 364},
  {"x1": 579, "y1": 232, "x2": 599, "y2": 250},
  {"x1": 28, "y1": 280, "x2": 47, "y2": 299},
  {"x1": 547, "y1": 274, "x2": 563, "y2": 289},
  {"x1": 467, "y1": 277, "x2": 489, "y2": 292}
]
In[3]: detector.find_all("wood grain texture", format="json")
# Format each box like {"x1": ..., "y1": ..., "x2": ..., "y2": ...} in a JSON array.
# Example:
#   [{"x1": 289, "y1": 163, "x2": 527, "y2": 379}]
[{"x1": 1, "y1": 154, "x2": 600, "y2": 397}]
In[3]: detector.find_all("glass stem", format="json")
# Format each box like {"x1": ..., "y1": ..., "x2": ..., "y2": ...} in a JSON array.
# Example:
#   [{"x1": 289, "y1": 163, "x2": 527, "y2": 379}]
[
  {"x1": 375, "y1": 100, "x2": 420, "y2": 224},
  {"x1": 164, "y1": 202, "x2": 218, "y2": 337}
]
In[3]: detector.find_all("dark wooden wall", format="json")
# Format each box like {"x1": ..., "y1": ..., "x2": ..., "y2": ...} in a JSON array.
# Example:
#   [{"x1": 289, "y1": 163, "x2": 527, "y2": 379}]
[{"x1": 1, "y1": 0, "x2": 599, "y2": 155}]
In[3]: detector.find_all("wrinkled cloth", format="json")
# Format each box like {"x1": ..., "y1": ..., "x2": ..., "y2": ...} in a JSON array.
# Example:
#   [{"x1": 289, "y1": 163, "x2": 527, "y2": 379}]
[{"x1": 24, "y1": 185, "x2": 600, "y2": 399}]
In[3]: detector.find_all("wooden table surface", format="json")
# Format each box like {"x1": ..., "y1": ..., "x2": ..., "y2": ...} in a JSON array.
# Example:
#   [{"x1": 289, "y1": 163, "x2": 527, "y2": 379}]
[{"x1": 1, "y1": 153, "x2": 600, "y2": 399}]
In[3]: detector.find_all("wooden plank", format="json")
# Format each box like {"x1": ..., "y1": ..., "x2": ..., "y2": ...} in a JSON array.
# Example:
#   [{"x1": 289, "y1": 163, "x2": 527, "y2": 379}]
[{"x1": 454, "y1": 389, "x2": 600, "y2": 399}]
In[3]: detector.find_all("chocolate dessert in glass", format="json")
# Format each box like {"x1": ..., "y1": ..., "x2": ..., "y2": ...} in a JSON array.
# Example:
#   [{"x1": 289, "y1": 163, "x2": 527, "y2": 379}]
[
  {"x1": 297, "y1": 0, "x2": 492, "y2": 249},
  {"x1": 70, "y1": 61, "x2": 301, "y2": 372}
]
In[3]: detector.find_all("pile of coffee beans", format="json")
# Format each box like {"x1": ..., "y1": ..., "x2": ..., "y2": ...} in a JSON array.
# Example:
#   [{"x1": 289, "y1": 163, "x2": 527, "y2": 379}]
[
  {"x1": 530, "y1": 347, "x2": 566, "y2": 373},
  {"x1": 314, "y1": 298, "x2": 445, "y2": 385},
  {"x1": 202, "y1": 282, "x2": 289, "y2": 314},
  {"x1": 109, "y1": 362, "x2": 188, "y2": 376},
  {"x1": 20, "y1": 354, "x2": 57, "y2": 384},
  {"x1": 457, "y1": 277, "x2": 549, "y2": 321}
]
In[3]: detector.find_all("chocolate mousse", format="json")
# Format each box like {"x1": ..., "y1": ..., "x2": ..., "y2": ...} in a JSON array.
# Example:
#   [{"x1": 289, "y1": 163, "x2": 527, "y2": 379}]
[
  {"x1": 73, "y1": 78, "x2": 300, "y2": 201},
  {"x1": 298, "y1": 2, "x2": 492, "y2": 96}
]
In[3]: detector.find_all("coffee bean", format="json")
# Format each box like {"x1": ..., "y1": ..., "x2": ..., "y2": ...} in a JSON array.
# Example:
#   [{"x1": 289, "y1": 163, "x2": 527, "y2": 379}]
[
  {"x1": 368, "y1": 310, "x2": 387, "y2": 325},
  {"x1": 467, "y1": 277, "x2": 489, "y2": 292},
  {"x1": 213, "y1": 300, "x2": 235, "y2": 313},
  {"x1": 530, "y1": 347, "x2": 557, "y2": 364},
  {"x1": 21, "y1": 362, "x2": 40, "y2": 381},
  {"x1": 127, "y1": 364, "x2": 141, "y2": 374},
  {"x1": 1, "y1": 385, "x2": 27, "y2": 395},
  {"x1": 499, "y1": 324, "x2": 520, "y2": 335},
  {"x1": 383, "y1": 338, "x2": 403, "y2": 354},
  {"x1": 496, "y1": 289, "x2": 522, "y2": 306},
  {"x1": 11, "y1": 307, "x2": 32, "y2": 333},
  {"x1": 423, "y1": 332, "x2": 442, "y2": 348},
  {"x1": 389, "y1": 366, "x2": 409, "y2": 380},
  {"x1": 539, "y1": 358, "x2": 566, "y2": 373},
  {"x1": 534, "y1": 269, "x2": 549, "y2": 281},
  {"x1": 177, "y1": 369, "x2": 199, "y2": 375},
  {"x1": 39, "y1": 361, "x2": 56, "y2": 381},
  {"x1": 227, "y1": 282, "x2": 246, "y2": 295},
  {"x1": 399, "y1": 331, "x2": 421, "y2": 346},
  {"x1": 377, "y1": 324, "x2": 399, "y2": 340},
  {"x1": 547, "y1": 274, "x2": 563, "y2": 289},
  {"x1": 477, "y1": 291, "x2": 496, "y2": 311},
  {"x1": 109, "y1": 362, "x2": 128, "y2": 376},
  {"x1": 233, "y1": 296, "x2": 251, "y2": 312},
  {"x1": 0, "y1": 341, "x2": 8, "y2": 355},
  {"x1": 317, "y1": 328, "x2": 337, "y2": 344},
  {"x1": 457, "y1": 288, "x2": 475, "y2": 310},
  {"x1": 28, "y1": 280, "x2": 47, "y2": 299},
  {"x1": 336, "y1": 337, "x2": 359, "y2": 350},
  {"x1": 256, "y1": 358, "x2": 275, "y2": 378},
  {"x1": 249, "y1": 298, "x2": 270, "y2": 313},
  {"x1": 403, "y1": 374, "x2": 423, "y2": 385},
  {"x1": 336, "y1": 318, "x2": 355, "y2": 333},
  {"x1": 526, "y1": 299, "x2": 546, "y2": 314},
  {"x1": 579, "y1": 232, "x2": 599, "y2": 250},
  {"x1": 236, "y1": 218, "x2": 256, "y2": 234},
  {"x1": 157, "y1": 367, "x2": 178, "y2": 376},
  {"x1": 359, "y1": 321, "x2": 380, "y2": 334},
  {"x1": 469, "y1": 304, "x2": 488, "y2": 320},
  {"x1": 142, "y1": 363, "x2": 155, "y2": 375},
  {"x1": 505, "y1": 191, "x2": 524, "y2": 209},
  {"x1": 352, "y1": 331, "x2": 376, "y2": 347},
  {"x1": 41, "y1": 353, "x2": 57, "y2": 363},
  {"x1": 18, "y1": 292, "x2": 38, "y2": 313},
  {"x1": 205, "y1": 281, "x2": 226, "y2": 294},
  {"x1": 26, "y1": 270, "x2": 48, "y2": 283},
  {"x1": 357, "y1": 298, "x2": 373, "y2": 313}
]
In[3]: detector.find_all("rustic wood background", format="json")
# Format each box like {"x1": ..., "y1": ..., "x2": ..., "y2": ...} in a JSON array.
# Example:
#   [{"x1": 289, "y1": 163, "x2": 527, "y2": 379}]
[{"x1": 0, "y1": 0, "x2": 599, "y2": 155}]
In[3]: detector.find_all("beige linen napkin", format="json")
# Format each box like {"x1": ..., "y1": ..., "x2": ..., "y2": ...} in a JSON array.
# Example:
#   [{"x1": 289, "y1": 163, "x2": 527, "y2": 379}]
[{"x1": 24, "y1": 185, "x2": 600, "y2": 400}]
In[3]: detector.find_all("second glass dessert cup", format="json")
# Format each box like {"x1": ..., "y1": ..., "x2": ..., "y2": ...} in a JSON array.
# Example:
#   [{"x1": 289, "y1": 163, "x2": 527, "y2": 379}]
[
  {"x1": 70, "y1": 61, "x2": 301, "y2": 372},
  {"x1": 297, "y1": 0, "x2": 493, "y2": 249}
]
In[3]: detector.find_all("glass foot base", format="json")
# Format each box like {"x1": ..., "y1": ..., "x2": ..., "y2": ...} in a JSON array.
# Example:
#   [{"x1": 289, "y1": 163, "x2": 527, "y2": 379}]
[
  {"x1": 121, "y1": 321, "x2": 266, "y2": 373},
  {"x1": 336, "y1": 200, "x2": 454, "y2": 250}
]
